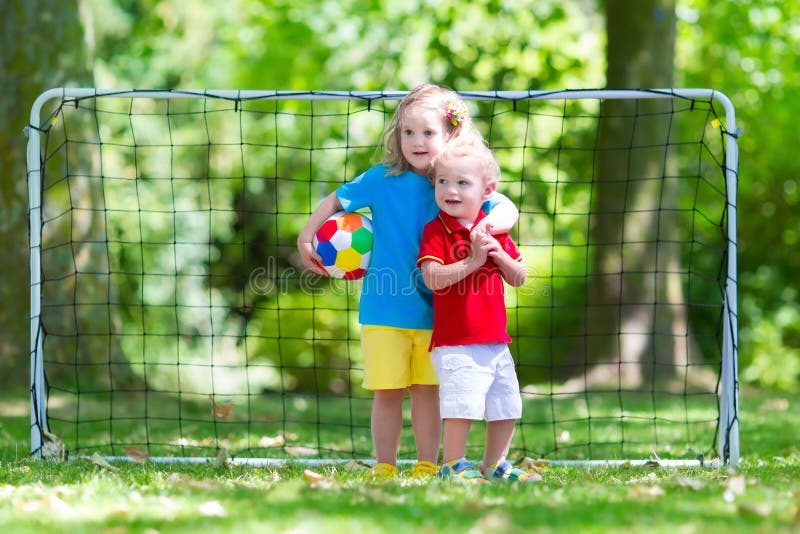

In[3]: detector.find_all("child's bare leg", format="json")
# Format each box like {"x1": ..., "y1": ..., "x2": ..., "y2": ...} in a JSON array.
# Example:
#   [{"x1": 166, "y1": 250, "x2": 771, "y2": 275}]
[
  {"x1": 372, "y1": 388, "x2": 406, "y2": 465},
  {"x1": 442, "y1": 418, "x2": 473, "y2": 463},
  {"x1": 409, "y1": 384, "x2": 441, "y2": 464},
  {"x1": 481, "y1": 419, "x2": 516, "y2": 469}
]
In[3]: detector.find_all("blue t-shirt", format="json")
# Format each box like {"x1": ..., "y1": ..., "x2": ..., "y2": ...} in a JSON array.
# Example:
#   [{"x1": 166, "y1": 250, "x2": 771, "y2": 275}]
[{"x1": 336, "y1": 164, "x2": 505, "y2": 329}]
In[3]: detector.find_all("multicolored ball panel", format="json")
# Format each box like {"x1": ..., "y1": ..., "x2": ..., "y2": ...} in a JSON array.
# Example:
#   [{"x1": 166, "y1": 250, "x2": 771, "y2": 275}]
[{"x1": 312, "y1": 211, "x2": 373, "y2": 280}]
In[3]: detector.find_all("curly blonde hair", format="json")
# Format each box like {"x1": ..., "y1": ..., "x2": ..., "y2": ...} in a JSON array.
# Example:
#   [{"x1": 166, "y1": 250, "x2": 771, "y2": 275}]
[
  {"x1": 431, "y1": 132, "x2": 501, "y2": 186},
  {"x1": 380, "y1": 84, "x2": 474, "y2": 176}
]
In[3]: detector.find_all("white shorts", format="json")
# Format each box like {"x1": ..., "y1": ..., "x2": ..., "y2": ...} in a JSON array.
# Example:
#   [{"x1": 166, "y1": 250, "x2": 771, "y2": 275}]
[{"x1": 430, "y1": 343, "x2": 522, "y2": 422}]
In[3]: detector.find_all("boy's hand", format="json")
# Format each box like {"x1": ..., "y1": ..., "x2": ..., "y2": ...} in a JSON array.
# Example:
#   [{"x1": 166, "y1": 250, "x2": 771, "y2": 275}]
[
  {"x1": 469, "y1": 228, "x2": 496, "y2": 266},
  {"x1": 474, "y1": 228, "x2": 512, "y2": 264},
  {"x1": 471, "y1": 220, "x2": 494, "y2": 236}
]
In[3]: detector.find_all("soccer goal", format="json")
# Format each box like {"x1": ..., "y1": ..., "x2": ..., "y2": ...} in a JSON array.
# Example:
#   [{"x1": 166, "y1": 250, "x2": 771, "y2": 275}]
[{"x1": 27, "y1": 88, "x2": 739, "y2": 467}]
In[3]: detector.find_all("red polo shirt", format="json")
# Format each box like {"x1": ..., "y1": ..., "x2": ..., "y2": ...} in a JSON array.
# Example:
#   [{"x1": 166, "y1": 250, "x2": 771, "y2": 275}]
[{"x1": 417, "y1": 210, "x2": 521, "y2": 349}]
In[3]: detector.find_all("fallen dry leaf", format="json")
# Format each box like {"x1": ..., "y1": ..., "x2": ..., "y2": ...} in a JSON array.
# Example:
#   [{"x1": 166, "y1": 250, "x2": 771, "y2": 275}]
[
  {"x1": 215, "y1": 448, "x2": 229, "y2": 466},
  {"x1": 303, "y1": 469, "x2": 325, "y2": 484},
  {"x1": 628, "y1": 485, "x2": 665, "y2": 499},
  {"x1": 723, "y1": 473, "x2": 746, "y2": 502},
  {"x1": 285, "y1": 446, "x2": 318, "y2": 456},
  {"x1": 106, "y1": 504, "x2": 131, "y2": 518},
  {"x1": 641, "y1": 460, "x2": 660, "y2": 471},
  {"x1": 14, "y1": 494, "x2": 72, "y2": 516},
  {"x1": 166, "y1": 472, "x2": 189, "y2": 485},
  {"x1": 676, "y1": 477, "x2": 705, "y2": 491},
  {"x1": 209, "y1": 396, "x2": 234, "y2": 420},
  {"x1": 258, "y1": 434, "x2": 285, "y2": 448},
  {"x1": 519, "y1": 457, "x2": 550, "y2": 470},
  {"x1": 166, "y1": 472, "x2": 223, "y2": 490},
  {"x1": 40, "y1": 430, "x2": 65, "y2": 461},
  {"x1": 472, "y1": 510, "x2": 511, "y2": 532},
  {"x1": 125, "y1": 447, "x2": 149, "y2": 464},
  {"x1": 737, "y1": 501, "x2": 772, "y2": 518},
  {"x1": 726, "y1": 473, "x2": 746, "y2": 495},
  {"x1": 303, "y1": 468, "x2": 335, "y2": 490},
  {"x1": 342, "y1": 460, "x2": 370, "y2": 472}
]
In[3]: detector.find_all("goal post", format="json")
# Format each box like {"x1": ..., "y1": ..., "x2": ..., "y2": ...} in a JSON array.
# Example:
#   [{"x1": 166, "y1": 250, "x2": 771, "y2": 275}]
[{"x1": 26, "y1": 88, "x2": 739, "y2": 467}]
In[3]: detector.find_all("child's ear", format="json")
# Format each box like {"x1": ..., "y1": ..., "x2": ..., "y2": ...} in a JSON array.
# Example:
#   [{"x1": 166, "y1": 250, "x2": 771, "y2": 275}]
[{"x1": 483, "y1": 180, "x2": 497, "y2": 199}]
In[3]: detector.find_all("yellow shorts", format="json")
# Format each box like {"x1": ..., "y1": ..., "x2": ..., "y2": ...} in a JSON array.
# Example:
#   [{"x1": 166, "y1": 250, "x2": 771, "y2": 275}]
[{"x1": 361, "y1": 325, "x2": 438, "y2": 390}]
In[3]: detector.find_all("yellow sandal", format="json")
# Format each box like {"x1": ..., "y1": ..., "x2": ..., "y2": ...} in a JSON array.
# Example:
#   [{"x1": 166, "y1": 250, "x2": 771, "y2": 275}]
[
  {"x1": 409, "y1": 460, "x2": 438, "y2": 478},
  {"x1": 370, "y1": 462, "x2": 399, "y2": 479}
]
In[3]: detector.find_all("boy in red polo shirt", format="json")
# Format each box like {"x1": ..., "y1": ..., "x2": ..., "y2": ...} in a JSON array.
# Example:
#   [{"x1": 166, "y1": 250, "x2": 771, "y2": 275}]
[{"x1": 417, "y1": 134, "x2": 540, "y2": 483}]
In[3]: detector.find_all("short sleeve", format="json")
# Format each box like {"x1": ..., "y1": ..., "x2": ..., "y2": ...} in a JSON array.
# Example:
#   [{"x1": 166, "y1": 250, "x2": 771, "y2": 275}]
[
  {"x1": 481, "y1": 189, "x2": 511, "y2": 214},
  {"x1": 417, "y1": 220, "x2": 447, "y2": 266},
  {"x1": 498, "y1": 234, "x2": 521, "y2": 261},
  {"x1": 336, "y1": 165, "x2": 384, "y2": 212}
]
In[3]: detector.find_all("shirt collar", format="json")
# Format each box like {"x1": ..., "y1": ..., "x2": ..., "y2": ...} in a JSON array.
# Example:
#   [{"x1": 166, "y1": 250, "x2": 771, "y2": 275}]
[{"x1": 437, "y1": 209, "x2": 486, "y2": 234}]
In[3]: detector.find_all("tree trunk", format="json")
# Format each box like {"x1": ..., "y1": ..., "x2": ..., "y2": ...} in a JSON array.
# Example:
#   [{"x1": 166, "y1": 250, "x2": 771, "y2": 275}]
[
  {"x1": 1, "y1": 1, "x2": 90, "y2": 387},
  {"x1": 2, "y1": 1, "x2": 141, "y2": 389},
  {"x1": 571, "y1": 0, "x2": 681, "y2": 390}
]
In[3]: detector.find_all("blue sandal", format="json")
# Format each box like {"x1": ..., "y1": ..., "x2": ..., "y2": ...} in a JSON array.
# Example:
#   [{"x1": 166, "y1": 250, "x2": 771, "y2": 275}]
[
  {"x1": 438, "y1": 459, "x2": 486, "y2": 483},
  {"x1": 484, "y1": 460, "x2": 542, "y2": 483}
]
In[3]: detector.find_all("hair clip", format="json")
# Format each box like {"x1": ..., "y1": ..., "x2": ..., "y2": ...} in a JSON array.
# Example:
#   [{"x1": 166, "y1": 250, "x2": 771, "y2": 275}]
[{"x1": 444, "y1": 101, "x2": 468, "y2": 126}]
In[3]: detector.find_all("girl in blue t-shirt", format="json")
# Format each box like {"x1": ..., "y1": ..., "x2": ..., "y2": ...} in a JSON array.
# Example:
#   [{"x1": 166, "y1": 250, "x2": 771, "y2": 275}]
[{"x1": 297, "y1": 84, "x2": 518, "y2": 479}]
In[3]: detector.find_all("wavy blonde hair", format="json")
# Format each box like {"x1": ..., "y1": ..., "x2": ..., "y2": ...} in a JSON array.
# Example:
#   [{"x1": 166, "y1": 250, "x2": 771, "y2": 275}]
[
  {"x1": 431, "y1": 131, "x2": 501, "y2": 186},
  {"x1": 380, "y1": 84, "x2": 474, "y2": 176}
]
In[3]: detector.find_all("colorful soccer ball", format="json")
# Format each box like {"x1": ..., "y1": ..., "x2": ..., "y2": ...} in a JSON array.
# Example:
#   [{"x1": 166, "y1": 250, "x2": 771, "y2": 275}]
[{"x1": 312, "y1": 211, "x2": 373, "y2": 280}]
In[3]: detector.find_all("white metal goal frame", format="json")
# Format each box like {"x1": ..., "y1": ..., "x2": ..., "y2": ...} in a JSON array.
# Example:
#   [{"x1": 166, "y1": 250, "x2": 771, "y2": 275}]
[{"x1": 26, "y1": 88, "x2": 740, "y2": 468}]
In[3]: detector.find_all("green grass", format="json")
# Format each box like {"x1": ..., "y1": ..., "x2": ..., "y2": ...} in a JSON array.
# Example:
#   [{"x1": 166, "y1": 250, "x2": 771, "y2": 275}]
[
  {"x1": 28, "y1": 384, "x2": 723, "y2": 462},
  {"x1": 1, "y1": 387, "x2": 799, "y2": 533}
]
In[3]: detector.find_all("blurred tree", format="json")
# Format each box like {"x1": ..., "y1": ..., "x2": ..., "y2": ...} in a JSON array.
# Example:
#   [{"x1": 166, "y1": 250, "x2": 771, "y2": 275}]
[
  {"x1": 3, "y1": 0, "x2": 146, "y2": 390},
  {"x1": 1, "y1": 1, "x2": 92, "y2": 387},
  {"x1": 6, "y1": 0, "x2": 795, "y2": 394},
  {"x1": 570, "y1": 0, "x2": 686, "y2": 389}
]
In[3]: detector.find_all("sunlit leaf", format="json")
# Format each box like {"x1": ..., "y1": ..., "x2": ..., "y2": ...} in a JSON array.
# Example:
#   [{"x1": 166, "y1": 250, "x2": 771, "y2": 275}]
[
  {"x1": 198, "y1": 500, "x2": 226, "y2": 517},
  {"x1": 303, "y1": 468, "x2": 335, "y2": 490},
  {"x1": 91, "y1": 452, "x2": 119, "y2": 471}
]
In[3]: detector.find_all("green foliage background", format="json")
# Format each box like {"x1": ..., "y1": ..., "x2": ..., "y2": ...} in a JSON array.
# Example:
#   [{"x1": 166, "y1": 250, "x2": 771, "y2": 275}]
[
  {"x1": 675, "y1": 0, "x2": 800, "y2": 391},
  {"x1": 2, "y1": 0, "x2": 798, "y2": 393}
]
